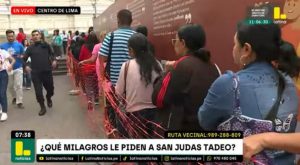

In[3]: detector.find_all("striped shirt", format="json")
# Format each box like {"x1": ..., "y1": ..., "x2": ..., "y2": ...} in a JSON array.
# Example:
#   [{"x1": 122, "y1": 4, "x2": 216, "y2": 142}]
[{"x1": 99, "y1": 27, "x2": 135, "y2": 85}]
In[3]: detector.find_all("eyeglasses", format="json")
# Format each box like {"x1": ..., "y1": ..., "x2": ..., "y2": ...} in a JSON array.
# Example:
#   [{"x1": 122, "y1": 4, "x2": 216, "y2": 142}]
[{"x1": 171, "y1": 38, "x2": 179, "y2": 45}]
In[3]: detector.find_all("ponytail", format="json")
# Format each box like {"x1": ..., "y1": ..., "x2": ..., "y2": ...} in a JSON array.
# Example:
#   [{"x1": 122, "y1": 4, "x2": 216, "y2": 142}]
[
  {"x1": 278, "y1": 41, "x2": 300, "y2": 78},
  {"x1": 192, "y1": 48, "x2": 211, "y2": 62},
  {"x1": 177, "y1": 24, "x2": 211, "y2": 63}
]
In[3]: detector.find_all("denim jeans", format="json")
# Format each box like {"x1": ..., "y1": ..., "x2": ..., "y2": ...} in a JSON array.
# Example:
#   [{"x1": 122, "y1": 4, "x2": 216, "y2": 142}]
[
  {"x1": 0, "y1": 70, "x2": 8, "y2": 113},
  {"x1": 23, "y1": 72, "x2": 31, "y2": 87}
]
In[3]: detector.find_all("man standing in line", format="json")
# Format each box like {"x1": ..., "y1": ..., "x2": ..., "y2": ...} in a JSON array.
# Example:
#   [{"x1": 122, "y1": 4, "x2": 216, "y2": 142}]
[
  {"x1": 99, "y1": 9, "x2": 135, "y2": 85},
  {"x1": 24, "y1": 30, "x2": 57, "y2": 116},
  {"x1": 98, "y1": 9, "x2": 136, "y2": 135},
  {"x1": 0, "y1": 48, "x2": 15, "y2": 121},
  {"x1": 1, "y1": 29, "x2": 25, "y2": 109}
]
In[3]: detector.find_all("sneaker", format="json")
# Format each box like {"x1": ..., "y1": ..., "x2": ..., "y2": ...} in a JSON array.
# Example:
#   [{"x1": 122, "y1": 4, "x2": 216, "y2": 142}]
[
  {"x1": 46, "y1": 98, "x2": 52, "y2": 108},
  {"x1": 26, "y1": 87, "x2": 31, "y2": 90},
  {"x1": 94, "y1": 98, "x2": 99, "y2": 105},
  {"x1": 17, "y1": 103, "x2": 25, "y2": 109},
  {"x1": 12, "y1": 98, "x2": 16, "y2": 105},
  {"x1": 69, "y1": 89, "x2": 80, "y2": 95},
  {"x1": 0, "y1": 113, "x2": 7, "y2": 121},
  {"x1": 39, "y1": 107, "x2": 47, "y2": 116},
  {"x1": 87, "y1": 101, "x2": 94, "y2": 111}
]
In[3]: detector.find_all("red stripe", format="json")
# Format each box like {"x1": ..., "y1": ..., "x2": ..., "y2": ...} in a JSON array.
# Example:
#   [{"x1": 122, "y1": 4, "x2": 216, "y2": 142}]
[
  {"x1": 11, "y1": 6, "x2": 36, "y2": 15},
  {"x1": 174, "y1": 55, "x2": 189, "y2": 67},
  {"x1": 156, "y1": 73, "x2": 171, "y2": 108},
  {"x1": 156, "y1": 55, "x2": 189, "y2": 109}
]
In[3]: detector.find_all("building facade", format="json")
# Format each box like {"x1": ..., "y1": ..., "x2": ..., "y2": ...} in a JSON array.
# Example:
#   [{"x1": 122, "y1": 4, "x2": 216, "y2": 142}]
[{"x1": 0, "y1": 0, "x2": 113, "y2": 35}]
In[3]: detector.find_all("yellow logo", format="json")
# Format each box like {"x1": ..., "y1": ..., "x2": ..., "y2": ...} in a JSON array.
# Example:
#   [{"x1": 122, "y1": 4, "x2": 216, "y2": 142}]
[
  {"x1": 15, "y1": 141, "x2": 31, "y2": 156},
  {"x1": 164, "y1": 156, "x2": 170, "y2": 161},
  {"x1": 39, "y1": 156, "x2": 44, "y2": 161},
  {"x1": 274, "y1": 7, "x2": 287, "y2": 19}
]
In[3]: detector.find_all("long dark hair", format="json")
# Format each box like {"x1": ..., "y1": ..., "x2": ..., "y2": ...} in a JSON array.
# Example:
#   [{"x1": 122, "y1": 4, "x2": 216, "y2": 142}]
[
  {"x1": 88, "y1": 26, "x2": 93, "y2": 34},
  {"x1": 278, "y1": 41, "x2": 300, "y2": 78},
  {"x1": 177, "y1": 24, "x2": 210, "y2": 62},
  {"x1": 128, "y1": 33, "x2": 162, "y2": 86},
  {"x1": 84, "y1": 32, "x2": 99, "y2": 52},
  {"x1": 22, "y1": 39, "x2": 29, "y2": 47},
  {"x1": 237, "y1": 21, "x2": 300, "y2": 78}
]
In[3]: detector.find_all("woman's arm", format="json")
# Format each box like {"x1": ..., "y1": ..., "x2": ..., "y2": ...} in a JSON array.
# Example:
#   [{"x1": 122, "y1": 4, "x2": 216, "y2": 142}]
[
  {"x1": 78, "y1": 54, "x2": 97, "y2": 65},
  {"x1": 198, "y1": 72, "x2": 235, "y2": 130},
  {"x1": 243, "y1": 132, "x2": 300, "y2": 160},
  {"x1": 6, "y1": 55, "x2": 15, "y2": 71}
]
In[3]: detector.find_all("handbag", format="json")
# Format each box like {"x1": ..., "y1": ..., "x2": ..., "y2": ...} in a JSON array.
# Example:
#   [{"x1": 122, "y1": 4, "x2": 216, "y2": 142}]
[
  {"x1": 118, "y1": 61, "x2": 130, "y2": 113},
  {"x1": 115, "y1": 61, "x2": 130, "y2": 138},
  {"x1": 216, "y1": 71, "x2": 285, "y2": 165}
]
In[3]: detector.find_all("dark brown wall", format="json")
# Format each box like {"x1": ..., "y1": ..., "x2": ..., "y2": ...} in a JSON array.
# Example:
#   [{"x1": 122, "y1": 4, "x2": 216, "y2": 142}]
[{"x1": 93, "y1": 0, "x2": 283, "y2": 71}]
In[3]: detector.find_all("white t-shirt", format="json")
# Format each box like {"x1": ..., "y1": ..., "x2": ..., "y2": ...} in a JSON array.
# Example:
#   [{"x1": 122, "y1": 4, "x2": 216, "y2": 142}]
[
  {"x1": 72, "y1": 35, "x2": 79, "y2": 41},
  {"x1": 61, "y1": 33, "x2": 68, "y2": 41},
  {"x1": 0, "y1": 49, "x2": 11, "y2": 71}
]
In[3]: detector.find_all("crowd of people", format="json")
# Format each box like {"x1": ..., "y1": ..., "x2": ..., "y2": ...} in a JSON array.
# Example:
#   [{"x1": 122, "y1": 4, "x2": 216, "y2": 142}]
[
  {"x1": 0, "y1": 8, "x2": 299, "y2": 164},
  {"x1": 0, "y1": 28, "x2": 59, "y2": 119},
  {"x1": 0, "y1": 25, "x2": 100, "y2": 119}
]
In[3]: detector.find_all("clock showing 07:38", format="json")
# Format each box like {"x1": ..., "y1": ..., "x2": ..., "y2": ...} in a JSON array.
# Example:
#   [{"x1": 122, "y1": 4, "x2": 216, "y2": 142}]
[{"x1": 13, "y1": 131, "x2": 34, "y2": 138}]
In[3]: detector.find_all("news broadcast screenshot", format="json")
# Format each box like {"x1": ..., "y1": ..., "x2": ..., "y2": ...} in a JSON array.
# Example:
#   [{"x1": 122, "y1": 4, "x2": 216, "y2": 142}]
[{"x1": 0, "y1": 0, "x2": 299, "y2": 164}]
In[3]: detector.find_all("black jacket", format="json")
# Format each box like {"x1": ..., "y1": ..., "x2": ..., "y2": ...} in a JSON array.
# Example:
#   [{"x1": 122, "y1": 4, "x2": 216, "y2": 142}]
[
  {"x1": 152, "y1": 55, "x2": 219, "y2": 134},
  {"x1": 24, "y1": 41, "x2": 55, "y2": 72}
]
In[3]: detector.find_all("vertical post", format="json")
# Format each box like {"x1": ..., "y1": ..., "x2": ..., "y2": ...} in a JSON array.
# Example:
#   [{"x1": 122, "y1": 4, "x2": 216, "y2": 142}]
[
  {"x1": 72, "y1": 0, "x2": 76, "y2": 31},
  {"x1": 6, "y1": 0, "x2": 11, "y2": 29},
  {"x1": 92, "y1": 0, "x2": 97, "y2": 19},
  {"x1": 95, "y1": 1, "x2": 97, "y2": 18}
]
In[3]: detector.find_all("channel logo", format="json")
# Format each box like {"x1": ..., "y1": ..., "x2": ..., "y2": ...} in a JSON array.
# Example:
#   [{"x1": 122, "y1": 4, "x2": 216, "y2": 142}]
[
  {"x1": 15, "y1": 141, "x2": 32, "y2": 156},
  {"x1": 274, "y1": 7, "x2": 287, "y2": 19}
]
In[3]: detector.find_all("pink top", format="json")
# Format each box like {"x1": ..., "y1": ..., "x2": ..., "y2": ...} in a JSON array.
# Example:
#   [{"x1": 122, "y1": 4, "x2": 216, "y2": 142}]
[
  {"x1": 92, "y1": 43, "x2": 102, "y2": 78},
  {"x1": 116, "y1": 59, "x2": 162, "y2": 112}
]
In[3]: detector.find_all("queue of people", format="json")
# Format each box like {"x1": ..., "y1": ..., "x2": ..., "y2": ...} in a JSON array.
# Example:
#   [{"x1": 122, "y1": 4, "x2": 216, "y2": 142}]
[
  {"x1": 65, "y1": 9, "x2": 300, "y2": 164},
  {"x1": 95, "y1": 9, "x2": 299, "y2": 164},
  {"x1": 0, "y1": 7, "x2": 299, "y2": 164}
]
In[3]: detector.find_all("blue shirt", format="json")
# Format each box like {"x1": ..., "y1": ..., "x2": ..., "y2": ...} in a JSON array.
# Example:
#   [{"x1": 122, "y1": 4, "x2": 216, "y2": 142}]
[
  {"x1": 99, "y1": 27, "x2": 135, "y2": 85},
  {"x1": 0, "y1": 41, "x2": 24, "y2": 70},
  {"x1": 198, "y1": 62, "x2": 298, "y2": 165}
]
